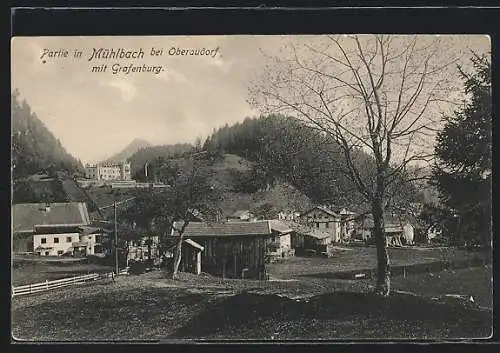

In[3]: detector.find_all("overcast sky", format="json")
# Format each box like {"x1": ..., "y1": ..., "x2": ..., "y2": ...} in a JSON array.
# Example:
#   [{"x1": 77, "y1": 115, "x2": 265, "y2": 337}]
[{"x1": 11, "y1": 35, "x2": 490, "y2": 164}]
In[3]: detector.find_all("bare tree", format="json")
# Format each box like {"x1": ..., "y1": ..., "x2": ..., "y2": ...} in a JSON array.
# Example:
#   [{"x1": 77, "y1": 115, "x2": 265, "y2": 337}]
[{"x1": 249, "y1": 35, "x2": 461, "y2": 295}]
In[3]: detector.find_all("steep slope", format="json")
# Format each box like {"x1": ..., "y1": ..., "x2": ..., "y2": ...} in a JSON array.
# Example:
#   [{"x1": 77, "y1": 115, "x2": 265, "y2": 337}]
[
  {"x1": 105, "y1": 138, "x2": 152, "y2": 163},
  {"x1": 150, "y1": 153, "x2": 314, "y2": 218},
  {"x1": 204, "y1": 115, "x2": 420, "y2": 208},
  {"x1": 128, "y1": 143, "x2": 194, "y2": 177},
  {"x1": 11, "y1": 90, "x2": 83, "y2": 180},
  {"x1": 210, "y1": 154, "x2": 313, "y2": 217}
]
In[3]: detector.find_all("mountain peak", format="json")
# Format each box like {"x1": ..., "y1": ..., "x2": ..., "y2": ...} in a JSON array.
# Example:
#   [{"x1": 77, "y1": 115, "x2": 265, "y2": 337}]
[{"x1": 105, "y1": 138, "x2": 152, "y2": 162}]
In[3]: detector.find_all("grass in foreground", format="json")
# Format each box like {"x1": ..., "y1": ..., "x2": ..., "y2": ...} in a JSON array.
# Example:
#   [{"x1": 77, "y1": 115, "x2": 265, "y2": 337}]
[
  {"x1": 267, "y1": 247, "x2": 486, "y2": 279},
  {"x1": 12, "y1": 284, "x2": 221, "y2": 341},
  {"x1": 11, "y1": 269, "x2": 492, "y2": 341},
  {"x1": 390, "y1": 265, "x2": 493, "y2": 309},
  {"x1": 12, "y1": 260, "x2": 113, "y2": 286}
]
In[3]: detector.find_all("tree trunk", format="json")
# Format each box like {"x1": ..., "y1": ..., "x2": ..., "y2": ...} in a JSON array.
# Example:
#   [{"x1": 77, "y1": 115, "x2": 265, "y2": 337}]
[
  {"x1": 172, "y1": 234, "x2": 183, "y2": 279},
  {"x1": 372, "y1": 186, "x2": 390, "y2": 296}
]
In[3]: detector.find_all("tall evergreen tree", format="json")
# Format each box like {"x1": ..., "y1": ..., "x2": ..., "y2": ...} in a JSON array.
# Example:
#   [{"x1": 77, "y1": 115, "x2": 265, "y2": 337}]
[{"x1": 433, "y1": 53, "x2": 492, "y2": 246}]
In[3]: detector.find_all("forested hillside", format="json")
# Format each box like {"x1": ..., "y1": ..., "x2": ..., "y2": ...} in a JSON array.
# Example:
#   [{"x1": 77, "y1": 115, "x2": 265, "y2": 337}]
[
  {"x1": 11, "y1": 90, "x2": 83, "y2": 180},
  {"x1": 202, "y1": 115, "x2": 377, "y2": 207},
  {"x1": 129, "y1": 143, "x2": 194, "y2": 178},
  {"x1": 133, "y1": 115, "x2": 420, "y2": 211}
]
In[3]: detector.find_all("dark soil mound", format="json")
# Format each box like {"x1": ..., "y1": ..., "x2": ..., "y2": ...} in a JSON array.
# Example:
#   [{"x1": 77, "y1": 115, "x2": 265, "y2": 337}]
[{"x1": 171, "y1": 291, "x2": 492, "y2": 339}]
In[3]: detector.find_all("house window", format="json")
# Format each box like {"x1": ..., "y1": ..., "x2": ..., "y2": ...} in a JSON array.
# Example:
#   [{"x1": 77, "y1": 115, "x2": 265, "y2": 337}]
[
  {"x1": 54, "y1": 237, "x2": 59, "y2": 243},
  {"x1": 325, "y1": 222, "x2": 330, "y2": 229},
  {"x1": 57, "y1": 250, "x2": 63, "y2": 255},
  {"x1": 316, "y1": 222, "x2": 320, "y2": 228},
  {"x1": 66, "y1": 236, "x2": 72, "y2": 242},
  {"x1": 45, "y1": 251, "x2": 49, "y2": 256},
  {"x1": 41, "y1": 238, "x2": 47, "y2": 244}
]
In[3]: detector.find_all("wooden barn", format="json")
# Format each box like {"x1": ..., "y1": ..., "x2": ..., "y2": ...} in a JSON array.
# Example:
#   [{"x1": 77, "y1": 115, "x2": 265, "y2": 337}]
[
  {"x1": 175, "y1": 238, "x2": 204, "y2": 275},
  {"x1": 172, "y1": 220, "x2": 287, "y2": 279}
]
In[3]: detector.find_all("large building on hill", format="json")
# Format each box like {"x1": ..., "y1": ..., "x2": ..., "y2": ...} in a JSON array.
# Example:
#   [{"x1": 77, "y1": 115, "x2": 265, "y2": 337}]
[{"x1": 84, "y1": 161, "x2": 131, "y2": 181}]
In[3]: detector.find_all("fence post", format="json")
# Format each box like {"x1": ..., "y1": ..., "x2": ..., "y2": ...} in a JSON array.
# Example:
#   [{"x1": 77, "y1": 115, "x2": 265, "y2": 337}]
[
  {"x1": 45, "y1": 280, "x2": 49, "y2": 290},
  {"x1": 403, "y1": 267, "x2": 406, "y2": 279},
  {"x1": 29, "y1": 283, "x2": 32, "y2": 294}
]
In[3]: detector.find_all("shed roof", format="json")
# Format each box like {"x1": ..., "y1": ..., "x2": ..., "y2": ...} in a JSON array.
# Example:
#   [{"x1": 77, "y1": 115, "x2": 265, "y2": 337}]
[
  {"x1": 184, "y1": 238, "x2": 204, "y2": 251},
  {"x1": 172, "y1": 221, "x2": 272, "y2": 238},
  {"x1": 13, "y1": 202, "x2": 91, "y2": 234}
]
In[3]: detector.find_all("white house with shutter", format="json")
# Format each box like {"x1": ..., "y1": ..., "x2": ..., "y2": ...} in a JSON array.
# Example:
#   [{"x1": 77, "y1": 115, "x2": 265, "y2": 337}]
[{"x1": 12, "y1": 202, "x2": 108, "y2": 256}]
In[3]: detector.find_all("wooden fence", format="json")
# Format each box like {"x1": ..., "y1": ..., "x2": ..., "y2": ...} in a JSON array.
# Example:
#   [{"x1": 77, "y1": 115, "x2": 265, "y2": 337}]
[{"x1": 12, "y1": 272, "x2": 114, "y2": 297}]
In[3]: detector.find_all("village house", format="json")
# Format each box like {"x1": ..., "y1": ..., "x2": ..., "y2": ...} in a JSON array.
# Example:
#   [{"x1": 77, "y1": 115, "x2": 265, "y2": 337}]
[
  {"x1": 12, "y1": 202, "x2": 110, "y2": 256},
  {"x1": 410, "y1": 223, "x2": 444, "y2": 244},
  {"x1": 298, "y1": 206, "x2": 342, "y2": 243},
  {"x1": 275, "y1": 220, "x2": 333, "y2": 256},
  {"x1": 12, "y1": 202, "x2": 92, "y2": 254},
  {"x1": 126, "y1": 235, "x2": 161, "y2": 264},
  {"x1": 277, "y1": 210, "x2": 301, "y2": 222},
  {"x1": 170, "y1": 220, "x2": 291, "y2": 279},
  {"x1": 72, "y1": 225, "x2": 109, "y2": 257},
  {"x1": 330, "y1": 207, "x2": 358, "y2": 241},
  {"x1": 267, "y1": 220, "x2": 295, "y2": 260},
  {"x1": 226, "y1": 210, "x2": 256, "y2": 222},
  {"x1": 32, "y1": 227, "x2": 81, "y2": 256},
  {"x1": 358, "y1": 213, "x2": 415, "y2": 246}
]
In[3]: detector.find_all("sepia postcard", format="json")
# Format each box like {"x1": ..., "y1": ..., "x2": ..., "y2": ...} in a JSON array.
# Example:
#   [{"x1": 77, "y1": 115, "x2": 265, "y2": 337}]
[{"x1": 11, "y1": 34, "x2": 492, "y2": 342}]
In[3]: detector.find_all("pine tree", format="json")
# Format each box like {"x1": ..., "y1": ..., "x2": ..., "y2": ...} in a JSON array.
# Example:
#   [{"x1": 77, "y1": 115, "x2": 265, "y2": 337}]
[{"x1": 433, "y1": 53, "x2": 492, "y2": 246}]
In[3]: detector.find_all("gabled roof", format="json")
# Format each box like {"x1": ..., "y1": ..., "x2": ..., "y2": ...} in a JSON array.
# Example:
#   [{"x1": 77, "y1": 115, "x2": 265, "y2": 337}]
[
  {"x1": 300, "y1": 206, "x2": 340, "y2": 218},
  {"x1": 78, "y1": 226, "x2": 110, "y2": 235},
  {"x1": 172, "y1": 221, "x2": 272, "y2": 238},
  {"x1": 277, "y1": 220, "x2": 332, "y2": 240},
  {"x1": 13, "y1": 202, "x2": 91, "y2": 234},
  {"x1": 228, "y1": 210, "x2": 253, "y2": 218},
  {"x1": 268, "y1": 220, "x2": 294, "y2": 234}
]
